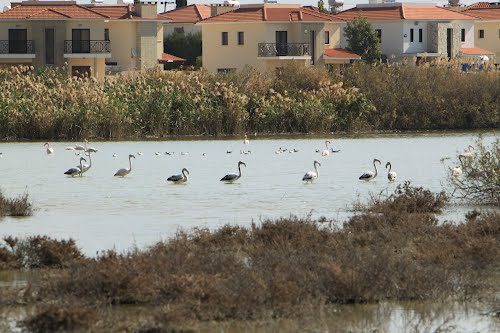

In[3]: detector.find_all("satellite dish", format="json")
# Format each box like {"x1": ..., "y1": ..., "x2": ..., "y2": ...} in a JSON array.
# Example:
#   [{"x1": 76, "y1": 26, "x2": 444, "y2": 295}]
[
  {"x1": 328, "y1": 0, "x2": 344, "y2": 7},
  {"x1": 448, "y1": 0, "x2": 460, "y2": 5},
  {"x1": 131, "y1": 48, "x2": 137, "y2": 58}
]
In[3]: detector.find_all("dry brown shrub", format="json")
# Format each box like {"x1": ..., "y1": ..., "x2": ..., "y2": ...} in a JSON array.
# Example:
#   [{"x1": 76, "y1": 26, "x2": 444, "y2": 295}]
[
  {"x1": 19, "y1": 304, "x2": 94, "y2": 333},
  {"x1": 0, "y1": 191, "x2": 32, "y2": 217}
]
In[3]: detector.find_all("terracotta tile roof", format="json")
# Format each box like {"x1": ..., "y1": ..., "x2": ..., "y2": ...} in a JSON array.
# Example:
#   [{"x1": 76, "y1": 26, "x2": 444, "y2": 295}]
[
  {"x1": 201, "y1": 6, "x2": 343, "y2": 23},
  {"x1": 461, "y1": 47, "x2": 495, "y2": 55},
  {"x1": 465, "y1": 8, "x2": 500, "y2": 20},
  {"x1": 465, "y1": 2, "x2": 493, "y2": 9},
  {"x1": 334, "y1": 5, "x2": 475, "y2": 21},
  {"x1": 90, "y1": 5, "x2": 140, "y2": 20},
  {"x1": 324, "y1": 48, "x2": 361, "y2": 59},
  {"x1": 159, "y1": 52, "x2": 186, "y2": 63},
  {"x1": 159, "y1": 4, "x2": 212, "y2": 23}
]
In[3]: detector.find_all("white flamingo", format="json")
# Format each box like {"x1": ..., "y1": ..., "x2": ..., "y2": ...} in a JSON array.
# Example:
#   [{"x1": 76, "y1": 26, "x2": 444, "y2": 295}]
[
  {"x1": 359, "y1": 159, "x2": 381, "y2": 181},
  {"x1": 167, "y1": 168, "x2": 189, "y2": 184},
  {"x1": 114, "y1": 154, "x2": 135, "y2": 177},
  {"x1": 84, "y1": 139, "x2": 98, "y2": 153},
  {"x1": 321, "y1": 141, "x2": 331, "y2": 156},
  {"x1": 220, "y1": 161, "x2": 246, "y2": 183},
  {"x1": 243, "y1": 134, "x2": 250, "y2": 145},
  {"x1": 452, "y1": 155, "x2": 466, "y2": 176},
  {"x1": 303, "y1": 160, "x2": 321, "y2": 182},
  {"x1": 385, "y1": 162, "x2": 397, "y2": 181},
  {"x1": 64, "y1": 157, "x2": 86, "y2": 177},
  {"x1": 44, "y1": 142, "x2": 54, "y2": 155},
  {"x1": 81, "y1": 151, "x2": 92, "y2": 174},
  {"x1": 463, "y1": 145, "x2": 474, "y2": 158}
]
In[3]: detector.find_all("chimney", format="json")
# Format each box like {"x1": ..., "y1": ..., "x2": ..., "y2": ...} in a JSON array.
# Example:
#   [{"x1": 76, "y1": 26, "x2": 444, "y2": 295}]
[
  {"x1": 135, "y1": 0, "x2": 158, "y2": 19},
  {"x1": 210, "y1": 3, "x2": 237, "y2": 17}
]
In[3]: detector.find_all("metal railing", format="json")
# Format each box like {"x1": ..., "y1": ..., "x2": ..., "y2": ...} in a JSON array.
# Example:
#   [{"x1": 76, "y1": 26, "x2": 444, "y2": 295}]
[
  {"x1": 258, "y1": 43, "x2": 310, "y2": 57},
  {"x1": 64, "y1": 40, "x2": 110, "y2": 54},
  {"x1": 0, "y1": 40, "x2": 35, "y2": 54}
]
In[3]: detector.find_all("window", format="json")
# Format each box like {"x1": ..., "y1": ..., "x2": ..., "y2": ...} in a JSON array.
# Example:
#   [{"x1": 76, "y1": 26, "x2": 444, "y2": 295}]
[
  {"x1": 174, "y1": 27, "x2": 184, "y2": 34},
  {"x1": 410, "y1": 28, "x2": 414, "y2": 42},
  {"x1": 461, "y1": 29, "x2": 465, "y2": 42},
  {"x1": 45, "y1": 28, "x2": 54, "y2": 64},
  {"x1": 104, "y1": 28, "x2": 109, "y2": 41},
  {"x1": 238, "y1": 31, "x2": 244, "y2": 45},
  {"x1": 479, "y1": 29, "x2": 484, "y2": 38},
  {"x1": 324, "y1": 31, "x2": 330, "y2": 44},
  {"x1": 375, "y1": 29, "x2": 382, "y2": 42},
  {"x1": 419, "y1": 28, "x2": 423, "y2": 43},
  {"x1": 8, "y1": 29, "x2": 27, "y2": 53},
  {"x1": 221, "y1": 32, "x2": 228, "y2": 45},
  {"x1": 72, "y1": 29, "x2": 90, "y2": 53}
]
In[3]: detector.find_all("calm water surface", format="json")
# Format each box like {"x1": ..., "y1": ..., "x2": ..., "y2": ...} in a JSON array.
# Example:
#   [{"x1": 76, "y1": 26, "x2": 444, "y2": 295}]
[{"x1": 0, "y1": 132, "x2": 497, "y2": 255}]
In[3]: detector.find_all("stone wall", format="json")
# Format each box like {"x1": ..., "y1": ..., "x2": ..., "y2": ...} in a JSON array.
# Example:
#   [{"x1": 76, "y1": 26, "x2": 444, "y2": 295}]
[
  {"x1": 426, "y1": 22, "x2": 461, "y2": 58},
  {"x1": 136, "y1": 22, "x2": 162, "y2": 70}
]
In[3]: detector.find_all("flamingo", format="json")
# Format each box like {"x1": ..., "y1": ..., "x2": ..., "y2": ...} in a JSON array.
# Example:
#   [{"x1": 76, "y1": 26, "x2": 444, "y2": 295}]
[
  {"x1": 220, "y1": 161, "x2": 246, "y2": 183},
  {"x1": 44, "y1": 142, "x2": 54, "y2": 155},
  {"x1": 243, "y1": 134, "x2": 250, "y2": 145},
  {"x1": 81, "y1": 151, "x2": 92, "y2": 174},
  {"x1": 112, "y1": 153, "x2": 117, "y2": 158},
  {"x1": 84, "y1": 139, "x2": 98, "y2": 153},
  {"x1": 114, "y1": 154, "x2": 135, "y2": 177},
  {"x1": 463, "y1": 145, "x2": 474, "y2": 158},
  {"x1": 359, "y1": 159, "x2": 381, "y2": 181},
  {"x1": 321, "y1": 141, "x2": 331, "y2": 156},
  {"x1": 167, "y1": 168, "x2": 189, "y2": 184},
  {"x1": 64, "y1": 157, "x2": 86, "y2": 177},
  {"x1": 65, "y1": 141, "x2": 85, "y2": 151},
  {"x1": 452, "y1": 155, "x2": 466, "y2": 176},
  {"x1": 385, "y1": 162, "x2": 397, "y2": 181},
  {"x1": 303, "y1": 160, "x2": 321, "y2": 182}
]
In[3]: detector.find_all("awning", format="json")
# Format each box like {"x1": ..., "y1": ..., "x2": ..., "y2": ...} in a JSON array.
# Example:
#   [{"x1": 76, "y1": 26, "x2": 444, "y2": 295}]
[
  {"x1": 159, "y1": 53, "x2": 186, "y2": 64},
  {"x1": 323, "y1": 48, "x2": 361, "y2": 60},
  {"x1": 460, "y1": 47, "x2": 495, "y2": 56}
]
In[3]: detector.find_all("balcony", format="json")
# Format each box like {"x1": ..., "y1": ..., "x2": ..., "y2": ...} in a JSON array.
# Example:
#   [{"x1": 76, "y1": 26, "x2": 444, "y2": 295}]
[
  {"x1": 63, "y1": 40, "x2": 111, "y2": 58},
  {"x1": 0, "y1": 40, "x2": 35, "y2": 58},
  {"x1": 258, "y1": 43, "x2": 310, "y2": 59}
]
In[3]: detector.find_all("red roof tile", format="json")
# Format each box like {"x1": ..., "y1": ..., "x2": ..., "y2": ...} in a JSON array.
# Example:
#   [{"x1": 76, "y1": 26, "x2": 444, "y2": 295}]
[
  {"x1": 159, "y1": 52, "x2": 186, "y2": 63},
  {"x1": 159, "y1": 4, "x2": 212, "y2": 23},
  {"x1": 461, "y1": 47, "x2": 495, "y2": 55},
  {"x1": 465, "y1": 2, "x2": 493, "y2": 9},
  {"x1": 465, "y1": 8, "x2": 500, "y2": 20},
  {"x1": 202, "y1": 6, "x2": 342, "y2": 23},
  {"x1": 334, "y1": 5, "x2": 475, "y2": 21},
  {"x1": 324, "y1": 48, "x2": 361, "y2": 59}
]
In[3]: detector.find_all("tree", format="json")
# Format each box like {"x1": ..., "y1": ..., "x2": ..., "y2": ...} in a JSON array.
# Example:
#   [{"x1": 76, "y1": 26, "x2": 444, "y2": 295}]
[
  {"x1": 317, "y1": 0, "x2": 329, "y2": 14},
  {"x1": 344, "y1": 16, "x2": 382, "y2": 63},
  {"x1": 164, "y1": 31, "x2": 202, "y2": 68}
]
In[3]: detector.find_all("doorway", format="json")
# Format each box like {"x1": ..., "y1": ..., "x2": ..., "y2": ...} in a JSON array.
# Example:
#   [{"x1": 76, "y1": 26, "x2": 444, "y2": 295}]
[
  {"x1": 276, "y1": 31, "x2": 287, "y2": 56},
  {"x1": 72, "y1": 29, "x2": 90, "y2": 53},
  {"x1": 45, "y1": 29, "x2": 54, "y2": 64},
  {"x1": 8, "y1": 29, "x2": 27, "y2": 54},
  {"x1": 446, "y1": 28, "x2": 453, "y2": 59}
]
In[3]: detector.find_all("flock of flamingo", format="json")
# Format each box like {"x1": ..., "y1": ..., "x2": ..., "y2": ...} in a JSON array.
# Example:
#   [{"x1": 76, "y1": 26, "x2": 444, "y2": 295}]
[{"x1": 39, "y1": 134, "x2": 404, "y2": 184}]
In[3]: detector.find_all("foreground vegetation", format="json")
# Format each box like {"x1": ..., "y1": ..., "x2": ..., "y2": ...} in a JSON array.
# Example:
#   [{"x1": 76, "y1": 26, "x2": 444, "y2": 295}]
[
  {"x1": 0, "y1": 61, "x2": 498, "y2": 140},
  {"x1": 0, "y1": 190, "x2": 32, "y2": 217},
  {"x1": 0, "y1": 184, "x2": 498, "y2": 332}
]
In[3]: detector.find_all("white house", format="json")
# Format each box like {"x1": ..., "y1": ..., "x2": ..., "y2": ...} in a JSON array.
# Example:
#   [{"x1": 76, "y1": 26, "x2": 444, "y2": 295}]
[{"x1": 334, "y1": 2, "x2": 492, "y2": 61}]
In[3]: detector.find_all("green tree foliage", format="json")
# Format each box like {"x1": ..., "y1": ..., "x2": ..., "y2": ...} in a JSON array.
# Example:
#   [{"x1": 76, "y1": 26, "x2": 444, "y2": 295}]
[
  {"x1": 164, "y1": 31, "x2": 202, "y2": 67},
  {"x1": 344, "y1": 16, "x2": 382, "y2": 63},
  {"x1": 317, "y1": 0, "x2": 329, "y2": 13}
]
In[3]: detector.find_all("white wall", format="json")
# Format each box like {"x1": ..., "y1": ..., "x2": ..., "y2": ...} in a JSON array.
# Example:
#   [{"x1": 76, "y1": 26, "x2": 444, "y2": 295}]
[
  {"x1": 403, "y1": 21, "x2": 427, "y2": 54},
  {"x1": 456, "y1": 20, "x2": 474, "y2": 48}
]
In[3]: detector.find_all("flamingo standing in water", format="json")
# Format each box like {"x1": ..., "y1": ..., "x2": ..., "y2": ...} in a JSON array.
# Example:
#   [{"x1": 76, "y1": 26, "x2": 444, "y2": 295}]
[
  {"x1": 84, "y1": 139, "x2": 98, "y2": 153},
  {"x1": 452, "y1": 155, "x2": 466, "y2": 176},
  {"x1": 221, "y1": 161, "x2": 246, "y2": 183},
  {"x1": 359, "y1": 159, "x2": 381, "y2": 181},
  {"x1": 243, "y1": 134, "x2": 250, "y2": 145},
  {"x1": 303, "y1": 160, "x2": 321, "y2": 182},
  {"x1": 385, "y1": 162, "x2": 397, "y2": 181},
  {"x1": 167, "y1": 168, "x2": 190, "y2": 184},
  {"x1": 44, "y1": 143, "x2": 54, "y2": 155},
  {"x1": 463, "y1": 145, "x2": 474, "y2": 158},
  {"x1": 81, "y1": 151, "x2": 92, "y2": 174},
  {"x1": 114, "y1": 154, "x2": 135, "y2": 177},
  {"x1": 64, "y1": 157, "x2": 86, "y2": 177},
  {"x1": 321, "y1": 141, "x2": 331, "y2": 156}
]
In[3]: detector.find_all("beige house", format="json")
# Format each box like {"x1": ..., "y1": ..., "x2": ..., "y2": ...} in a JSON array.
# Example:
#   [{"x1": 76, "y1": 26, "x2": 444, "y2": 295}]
[
  {"x1": 0, "y1": 0, "x2": 165, "y2": 78},
  {"x1": 199, "y1": 3, "x2": 356, "y2": 73},
  {"x1": 464, "y1": 5, "x2": 500, "y2": 64}
]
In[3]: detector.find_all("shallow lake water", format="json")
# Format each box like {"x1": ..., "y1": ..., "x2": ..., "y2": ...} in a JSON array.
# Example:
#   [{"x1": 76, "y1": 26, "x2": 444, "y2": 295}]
[{"x1": 0, "y1": 132, "x2": 497, "y2": 255}]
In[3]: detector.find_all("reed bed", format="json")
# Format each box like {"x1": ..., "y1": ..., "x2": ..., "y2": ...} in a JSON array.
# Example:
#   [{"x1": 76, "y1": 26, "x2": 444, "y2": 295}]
[
  {"x1": 0, "y1": 190, "x2": 32, "y2": 217},
  {"x1": 1, "y1": 61, "x2": 497, "y2": 140}
]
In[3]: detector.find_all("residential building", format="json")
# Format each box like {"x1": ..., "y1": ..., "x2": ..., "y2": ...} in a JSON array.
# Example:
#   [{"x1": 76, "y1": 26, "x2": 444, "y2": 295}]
[
  {"x1": 0, "y1": 0, "x2": 165, "y2": 78},
  {"x1": 159, "y1": 4, "x2": 234, "y2": 37},
  {"x1": 199, "y1": 3, "x2": 357, "y2": 73},
  {"x1": 464, "y1": 4, "x2": 500, "y2": 64},
  {"x1": 334, "y1": 2, "x2": 493, "y2": 62}
]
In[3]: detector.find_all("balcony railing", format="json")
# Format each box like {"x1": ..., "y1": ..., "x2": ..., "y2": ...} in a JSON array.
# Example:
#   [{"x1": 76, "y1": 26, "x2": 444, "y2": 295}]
[
  {"x1": 258, "y1": 43, "x2": 310, "y2": 57},
  {"x1": 0, "y1": 40, "x2": 35, "y2": 54},
  {"x1": 64, "y1": 40, "x2": 110, "y2": 54}
]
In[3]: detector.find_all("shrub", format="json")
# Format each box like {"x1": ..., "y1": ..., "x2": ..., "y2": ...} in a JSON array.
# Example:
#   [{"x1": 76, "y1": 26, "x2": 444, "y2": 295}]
[
  {"x1": 19, "y1": 305, "x2": 94, "y2": 333},
  {"x1": 0, "y1": 191, "x2": 32, "y2": 217}
]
